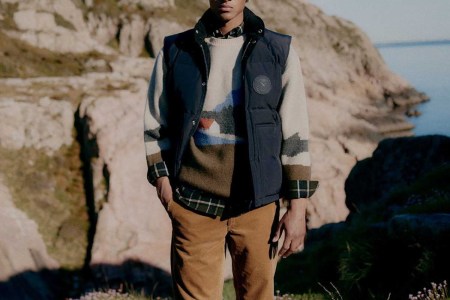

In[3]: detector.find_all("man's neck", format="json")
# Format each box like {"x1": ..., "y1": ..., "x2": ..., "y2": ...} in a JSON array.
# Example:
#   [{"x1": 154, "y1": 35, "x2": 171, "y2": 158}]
[{"x1": 218, "y1": 13, "x2": 244, "y2": 35}]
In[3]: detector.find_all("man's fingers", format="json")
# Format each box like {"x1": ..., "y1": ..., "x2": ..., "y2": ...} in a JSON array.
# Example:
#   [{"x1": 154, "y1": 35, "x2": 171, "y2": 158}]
[
  {"x1": 279, "y1": 234, "x2": 306, "y2": 258},
  {"x1": 281, "y1": 242, "x2": 305, "y2": 258},
  {"x1": 286, "y1": 239, "x2": 305, "y2": 257},
  {"x1": 295, "y1": 243, "x2": 305, "y2": 253},
  {"x1": 157, "y1": 180, "x2": 173, "y2": 209},
  {"x1": 278, "y1": 236, "x2": 292, "y2": 258},
  {"x1": 282, "y1": 243, "x2": 304, "y2": 258},
  {"x1": 291, "y1": 234, "x2": 305, "y2": 251},
  {"x1": 272, "y1": 219, "x2": 284, "y2": 242}
]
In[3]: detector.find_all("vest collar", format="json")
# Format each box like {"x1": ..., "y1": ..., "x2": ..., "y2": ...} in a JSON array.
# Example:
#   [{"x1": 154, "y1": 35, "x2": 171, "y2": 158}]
[{"x1": 194, "y1": 7, "x2": 265, "y2": 44}]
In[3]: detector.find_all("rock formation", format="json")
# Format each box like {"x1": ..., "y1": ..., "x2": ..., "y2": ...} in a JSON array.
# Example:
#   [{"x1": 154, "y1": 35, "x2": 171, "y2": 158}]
[
  {"x1": 0, "y1": 176, "x2": 59, "y2": 300},
  {"x1": 0, "y1": 0, "x2": 429, "y2": 297},
  {"x1": 277, "y1": 135, "x2": 450, "y2": 299},
  {"x1": 346, "y1": 135, "x2": 450, "y2": 212},
  {"x1": 0, "y1": 97, "x2": 73, "y2": 154}
]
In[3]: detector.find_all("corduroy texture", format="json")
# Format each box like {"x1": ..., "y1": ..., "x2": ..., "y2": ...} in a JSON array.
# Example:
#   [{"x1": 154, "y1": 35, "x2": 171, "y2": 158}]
[{"x1": 168, "y1": 199, "x2": 279, "y2": 300}]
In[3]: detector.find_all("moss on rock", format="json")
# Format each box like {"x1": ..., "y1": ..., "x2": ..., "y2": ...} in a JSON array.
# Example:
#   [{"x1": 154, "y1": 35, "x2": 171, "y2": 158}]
[
  {"x1": 0, "y1": 30, "x2": 113, "y2": 78},
  {"x1": 0, "y1": 139, "x2": 88, "y2": 269}
]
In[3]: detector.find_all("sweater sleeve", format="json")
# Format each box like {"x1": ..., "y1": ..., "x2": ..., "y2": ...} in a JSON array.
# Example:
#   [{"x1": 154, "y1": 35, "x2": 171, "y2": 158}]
[
  {"x1": 144, "y1": 49, "x2": 171, "y2": 185},
  {"x1": 279, "y1": 45, "x2": 318, "y2": 199}
]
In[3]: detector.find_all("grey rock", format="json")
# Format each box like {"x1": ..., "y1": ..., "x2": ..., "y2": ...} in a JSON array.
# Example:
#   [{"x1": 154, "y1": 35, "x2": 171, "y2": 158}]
[
  {"x1": 5, "y1": 0, "x2": 113, "y2": 54},
  {"x1": 0, "y1": 97, "x2": 74, "y2": 155},
  {"x1": 118, "y1": 15, "x2": 147, "y2": 57},
  {"x1": 0, "y1": 175, "x2": 59, "y2": 299},
  {"x1": 77, "y1": 78, "x2": 174, "y2": 274},
  {"x1": 146, "y1": 18, "x2": 187, "y2": 56},
  {"x1": 109, "y1": 56, "x2": 153, "y2": 78},
  {"x1": 118, "y1": 0, "x2": 175, "y2": 9},
  {"x1": 86, "y1": 12, "x2": 119, "y2": 46}
]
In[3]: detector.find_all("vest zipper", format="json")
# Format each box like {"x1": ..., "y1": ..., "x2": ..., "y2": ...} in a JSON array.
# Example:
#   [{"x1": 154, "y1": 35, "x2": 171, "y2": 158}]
[
  {"x1": 175, "y1": 40, "x2": 208, "y2": 176},
  {"x1": 242, "y1": 38, "x2": 259, "y2": 162},
  {"x1": 241, "y1": 39, "x2": 252, "y2": 62},
  {"x1": 190, "y1": 43, "x2": 209, "y2": 136}
]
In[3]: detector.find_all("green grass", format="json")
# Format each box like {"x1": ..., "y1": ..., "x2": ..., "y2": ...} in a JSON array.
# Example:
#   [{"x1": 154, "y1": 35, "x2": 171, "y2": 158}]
[
  {"x1": 77, "y1": 282, "x2": 327, "y2": 300},
  {"x1": 388, "y1": 163, "x2": 450, "y2": 214},
  {"x1": 223, "y1": 279, "x2": 236, "y2": 300}
]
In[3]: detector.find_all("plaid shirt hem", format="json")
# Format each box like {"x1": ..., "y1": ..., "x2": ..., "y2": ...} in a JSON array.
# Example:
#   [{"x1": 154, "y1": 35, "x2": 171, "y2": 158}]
[
  {"x1": 174, "y1": 185, "x2": 226, "y2": 217},
  {"x1": 147, "y1": 161, "x2": 169, "y2": 185},
  {"x1": 284, "y1": 180, "x2": 319, "y2": 199}
]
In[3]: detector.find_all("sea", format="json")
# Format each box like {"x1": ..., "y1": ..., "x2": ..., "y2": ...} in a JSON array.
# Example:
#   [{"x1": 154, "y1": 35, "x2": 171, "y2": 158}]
[{"x1": 376, "y1": 41, "x2": 450, "y2": 136}]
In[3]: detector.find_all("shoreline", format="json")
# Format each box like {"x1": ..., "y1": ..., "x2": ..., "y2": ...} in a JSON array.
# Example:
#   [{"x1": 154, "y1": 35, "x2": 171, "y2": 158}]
[{"x1": 375, "y1": 39, "x2": 450, "y2": 49}]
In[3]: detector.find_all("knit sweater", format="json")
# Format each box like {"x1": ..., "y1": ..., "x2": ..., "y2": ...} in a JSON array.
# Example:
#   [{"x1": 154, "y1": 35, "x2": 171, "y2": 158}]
[
  {"x1": 177, "y1": 35, "x2": 251, "y2": 198},
  {"x1": 144, "y1": 37, "x2": 315, "y2": 203}
]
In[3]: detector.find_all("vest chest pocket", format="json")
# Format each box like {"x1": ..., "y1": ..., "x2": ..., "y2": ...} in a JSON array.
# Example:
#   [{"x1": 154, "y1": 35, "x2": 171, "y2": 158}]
[{"x1": 255, "y1": 123, "x2": 282, "y2": 159}]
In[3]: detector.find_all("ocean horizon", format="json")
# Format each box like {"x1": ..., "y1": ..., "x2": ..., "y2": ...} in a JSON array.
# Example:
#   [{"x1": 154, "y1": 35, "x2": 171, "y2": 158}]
[
  {"x1": 375, "y1": 39, "x2": 450, "y2": 49},
  {"x1": 377, "y1": 42, "x2": 450, "y2": 137}
]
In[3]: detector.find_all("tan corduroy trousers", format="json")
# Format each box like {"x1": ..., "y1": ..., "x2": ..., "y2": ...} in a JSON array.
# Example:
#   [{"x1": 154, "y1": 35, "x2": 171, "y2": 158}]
[{"x1": 166, "y1": 199, "x2": 280, "y2": 300}]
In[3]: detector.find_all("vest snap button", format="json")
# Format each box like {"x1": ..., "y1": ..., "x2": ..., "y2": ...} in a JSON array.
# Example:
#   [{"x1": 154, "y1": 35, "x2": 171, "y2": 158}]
[
  {"x1": 192, "y1": 120, "x2": 196, "y2": 125},
  {"x1": 258, "y1": 29, "x2": 263, "y2": 33},
  {"x1": 201, "y1": 82, "x2": 206, "y2": 86}
]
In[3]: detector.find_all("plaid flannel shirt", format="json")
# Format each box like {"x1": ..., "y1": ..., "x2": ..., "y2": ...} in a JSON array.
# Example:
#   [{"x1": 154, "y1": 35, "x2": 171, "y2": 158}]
[{"x1": 148, "y1": 161, "x2": 318, "y2": 217}]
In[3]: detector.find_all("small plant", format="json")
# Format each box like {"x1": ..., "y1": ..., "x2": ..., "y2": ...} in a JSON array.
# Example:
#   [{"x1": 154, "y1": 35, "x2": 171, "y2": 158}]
[
  {"x1": 274, "y1": 289, "x2": 326, "y2": 300},
  {"x1": 318, "y1": 282, "x2": 343, "y2": 300},
  {"x1": 409, "y1": 281, "x2": 448, "y2": 300}
]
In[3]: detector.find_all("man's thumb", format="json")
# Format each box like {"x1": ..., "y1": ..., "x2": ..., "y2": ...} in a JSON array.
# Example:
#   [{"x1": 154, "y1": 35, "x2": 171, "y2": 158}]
[{"x1": 272, "y1": 223, "x2": 282, "y2": 242}]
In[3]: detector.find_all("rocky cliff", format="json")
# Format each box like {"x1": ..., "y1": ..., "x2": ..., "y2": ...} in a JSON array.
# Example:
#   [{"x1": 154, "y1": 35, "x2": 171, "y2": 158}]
[
  {"x1": 277, "y1": 135, "x2": 450, "y2": 299},
  {"x1": 0, "y1": 0, "x2": 428, "y2": 297}
]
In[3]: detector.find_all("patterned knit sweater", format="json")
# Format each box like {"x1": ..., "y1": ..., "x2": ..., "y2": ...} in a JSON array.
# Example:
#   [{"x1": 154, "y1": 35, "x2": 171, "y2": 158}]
[
  {"x1": 178, "y1": 36, "x2": 250, "y2": 199},
  {"x1": 144, "y1": 35, "x2": 317, "y2": 215}
]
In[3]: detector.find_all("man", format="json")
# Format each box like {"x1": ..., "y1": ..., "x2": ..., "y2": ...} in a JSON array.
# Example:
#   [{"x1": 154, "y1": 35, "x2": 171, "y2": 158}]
[{"x1": 144, "y1": 0, "x2": 318, "y2": 298}]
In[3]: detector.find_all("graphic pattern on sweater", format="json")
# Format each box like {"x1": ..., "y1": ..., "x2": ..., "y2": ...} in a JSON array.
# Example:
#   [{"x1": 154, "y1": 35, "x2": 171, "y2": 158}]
[{"x1": 194, "y1": 89, "x2": 246, "y2": 146}]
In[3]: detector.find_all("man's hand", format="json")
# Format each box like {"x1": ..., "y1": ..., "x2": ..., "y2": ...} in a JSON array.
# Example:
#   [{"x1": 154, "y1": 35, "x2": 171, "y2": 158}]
[
  {"x1": 155, "y1": 176, "x2": 173, "y2": 209},
  {"x1": 272, "y1": 198, "x2": 308, "y2": 258}
]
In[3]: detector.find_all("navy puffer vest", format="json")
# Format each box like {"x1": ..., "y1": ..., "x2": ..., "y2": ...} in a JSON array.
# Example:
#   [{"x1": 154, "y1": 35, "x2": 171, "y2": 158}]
[{"x1": 163, "y1": 8, "x2": 291, "y2": 207}]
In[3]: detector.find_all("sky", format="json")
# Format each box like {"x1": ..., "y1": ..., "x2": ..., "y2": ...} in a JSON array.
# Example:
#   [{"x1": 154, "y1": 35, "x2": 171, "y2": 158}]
[{"x1": 307, "y1": 0, "x2": 450, "y2": 43}]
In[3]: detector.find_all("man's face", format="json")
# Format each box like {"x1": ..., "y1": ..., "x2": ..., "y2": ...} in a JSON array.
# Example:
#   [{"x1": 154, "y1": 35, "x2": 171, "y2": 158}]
[{"x1": 209, "y1": 0, "x2": 246, "y2": 23}]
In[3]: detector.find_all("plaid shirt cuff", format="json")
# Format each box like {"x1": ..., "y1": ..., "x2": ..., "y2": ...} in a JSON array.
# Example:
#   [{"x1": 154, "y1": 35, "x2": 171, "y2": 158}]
[
  {"x1": 284, "y1": 180, "x2": 319, "y2": 199},
  {"x1": 147, "y1": 161, "x2": 169, "y2": 185}
]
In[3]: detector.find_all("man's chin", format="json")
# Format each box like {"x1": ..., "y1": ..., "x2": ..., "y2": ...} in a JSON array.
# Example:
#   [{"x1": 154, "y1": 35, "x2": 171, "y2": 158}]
[{"x1": 213, "y1": 11, "x2": 235, "y2": 22}]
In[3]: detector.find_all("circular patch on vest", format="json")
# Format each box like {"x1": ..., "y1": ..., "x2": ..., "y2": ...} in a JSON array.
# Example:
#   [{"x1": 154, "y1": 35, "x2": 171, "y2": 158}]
[{"x1": 253, "y1": 75, "x2": 272, "y2": 95}]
